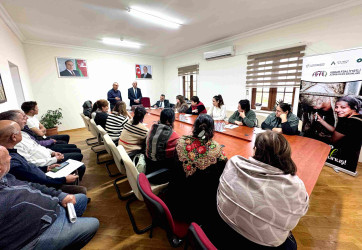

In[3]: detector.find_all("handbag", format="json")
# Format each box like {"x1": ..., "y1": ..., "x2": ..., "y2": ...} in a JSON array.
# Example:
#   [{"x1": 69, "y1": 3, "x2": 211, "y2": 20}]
[{"x1": 133, "y1": 153, "x2": 146, "y2": 173}]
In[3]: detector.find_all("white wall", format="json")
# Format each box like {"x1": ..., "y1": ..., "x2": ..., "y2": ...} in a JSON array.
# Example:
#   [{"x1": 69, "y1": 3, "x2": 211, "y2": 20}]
[
  {"x1": 164, "y1": 5, "x2": 362, "y2": 113},
  {"x1": 0, "y1": 17, "x2": 33, "y2": 112},
  {"x1": 24, "y1": 44, "x2": 164, "y2": 131}
]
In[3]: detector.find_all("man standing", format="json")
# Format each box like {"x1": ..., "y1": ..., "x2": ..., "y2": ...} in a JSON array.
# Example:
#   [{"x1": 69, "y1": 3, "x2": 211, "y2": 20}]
[
  {"x1": 59, "y1": 60, "x2": 80, "y2": 76},
  {"x1": 141, "y1": 66, "x2": 152, "y2": 78},
  {"x1": 153, "y1": 94, "x2": 170, "y2": 108},
  {"x1": 128, "y1": 81, "x2": 143, "y2": 106},
  {"x1": 107, "y1": 82, "x2": 122, "y2": 111}
]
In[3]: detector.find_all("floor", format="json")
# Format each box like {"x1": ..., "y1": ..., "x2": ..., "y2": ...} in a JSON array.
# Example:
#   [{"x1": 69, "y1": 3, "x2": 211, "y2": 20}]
[{"x1": 63, "y1": 128, "x2": 362, "y2": 250}]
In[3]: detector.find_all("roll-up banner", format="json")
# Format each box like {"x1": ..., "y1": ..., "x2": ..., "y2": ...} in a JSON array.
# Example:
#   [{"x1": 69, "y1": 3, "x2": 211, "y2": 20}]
[{"x1": 298, "y1": 48, "x2": 362, "y2": 176}]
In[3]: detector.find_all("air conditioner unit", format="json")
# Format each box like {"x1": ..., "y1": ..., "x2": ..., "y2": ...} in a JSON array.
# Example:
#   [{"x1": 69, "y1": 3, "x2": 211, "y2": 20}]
[{"x1": 204, "y1": 46, "x2": 235, "y2": 60}]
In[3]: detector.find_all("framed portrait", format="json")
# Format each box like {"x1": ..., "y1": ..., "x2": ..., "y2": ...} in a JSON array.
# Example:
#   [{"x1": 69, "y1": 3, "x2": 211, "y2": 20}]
[
  {"x1": 0, "y1": 73, "x2": 7, "y2": 104},
  {"x1": 56, "y1": 57, "x2": 88, "y2": 78},
  {"x1": 135, "y1": 64, "x2": 152, "y2": 79}
]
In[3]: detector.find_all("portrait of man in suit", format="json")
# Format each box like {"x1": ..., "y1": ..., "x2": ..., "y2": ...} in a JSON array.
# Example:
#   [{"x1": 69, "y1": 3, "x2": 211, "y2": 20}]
[
  {"x1": 141, "y1": 65, "x2": 152, "y2": 79},
  {"x1": 59, "y1": 60, "x2": 81, "y2": 76}
]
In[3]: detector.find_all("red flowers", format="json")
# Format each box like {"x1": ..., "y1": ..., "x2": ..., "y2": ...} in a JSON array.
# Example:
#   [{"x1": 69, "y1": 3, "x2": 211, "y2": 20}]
[
  {"x1": 186, "y1": 145, "x2": 193, "y2": 152},
  {"x1": 197, "y1": 146, "x2": 206, "y2": 154},
  {"x1": 192, "y1": 140, "x2": 201, "y2": 148},
  {"x1": 186, "y1": 165, "x2": 191, "y2": 171}
]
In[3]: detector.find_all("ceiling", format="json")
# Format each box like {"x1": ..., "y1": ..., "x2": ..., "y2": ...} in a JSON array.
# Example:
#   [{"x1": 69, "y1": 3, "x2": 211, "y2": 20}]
[{"x1": 1, "y1": 0, "x2": 359, "y2": 57}]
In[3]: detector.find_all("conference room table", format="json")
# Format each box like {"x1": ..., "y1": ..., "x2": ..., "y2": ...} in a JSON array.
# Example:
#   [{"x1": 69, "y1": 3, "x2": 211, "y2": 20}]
[{"x1": 142, "y1": 108, "x2": 331, "y2": 195}]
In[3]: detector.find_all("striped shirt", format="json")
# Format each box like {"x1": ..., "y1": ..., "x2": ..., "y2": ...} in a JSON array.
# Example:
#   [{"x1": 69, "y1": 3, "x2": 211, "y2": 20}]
[
  {"x1": 105, "y1": 113, "x2": 129, "y2": 140},
  {"x1": 118, "y1": 120, "x2": 149, "y2": 154},
  {"x1": 14, "y1": 132, "x2": 57, "y2": 167}
]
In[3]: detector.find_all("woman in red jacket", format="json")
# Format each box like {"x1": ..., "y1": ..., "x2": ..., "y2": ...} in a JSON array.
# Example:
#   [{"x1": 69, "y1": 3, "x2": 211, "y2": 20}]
[{"x1": 186, "y1": 96, "x2": 207, "y2": 115}]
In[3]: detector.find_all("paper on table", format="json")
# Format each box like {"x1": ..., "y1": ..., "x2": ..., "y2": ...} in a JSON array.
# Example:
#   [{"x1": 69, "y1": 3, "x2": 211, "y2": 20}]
[
  {"x1": 254, "y1": 127, "x2": 266, "y2": 134},
  {"x1": 184, "y1": 114, "x2": 192, "y2": 117},
  {"x1": 46, "y1": 159, "x2": 84, "y2": 178},
  {"x1": 224, "y1": 124, "x2": 238, "y2": 129}
]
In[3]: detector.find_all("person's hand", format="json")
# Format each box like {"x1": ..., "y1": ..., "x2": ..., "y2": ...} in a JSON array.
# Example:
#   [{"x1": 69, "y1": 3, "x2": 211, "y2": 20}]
[
  {"x1": 192, "y1": 109, "x2": 198, "y2": 113},
  {"x1": 135, "y1": 99, "x2": 140, "y2": 104},
  {"x1": 280, "y1": 113, "x2": 288, "y2": 122},
  {"x1": 235, "y1": 121, "x2": 243, "y2": 126},
  {"x1": 65, "y1": 174, "x2": 79, "y2": 184},
  {"x1": 51, "y1": 139, "x2": 56, "y2": 143},
  {"x1": 239, "y1": 110, "x2": 246, "y2": 118},
  {"x1": 61, "y1": 194, "x2": 76, "y2": 208},
  {"x1": 272, "y1": 128, "x2": 283, "y2": 133},
  {"x1": 47, "y1": 164, "x2": 59, "y2": 172},
  {"x1": 55, "y1": 153, "x2": 64, "y2": 162},
  {"x1": 115, "y1": 97, "x2": 120, "y2": 100},
  {"x1": 153, "y1": 105, "x2": 157, "y2": 108}
]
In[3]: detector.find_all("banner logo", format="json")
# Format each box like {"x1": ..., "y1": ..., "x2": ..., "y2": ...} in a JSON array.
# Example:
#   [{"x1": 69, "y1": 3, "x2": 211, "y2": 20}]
[
  {"x1": 312, "y1": 71, "x2": 327, "y2": 77},
  {"x1": 357, "y1": 58, "x2": 362, "y2": 63},
  {"x1": 331, "y1": 61, "x2": 336, "y2": 65},
  {"x1": 329, "y1": 149, "x2": 338, "y2": 157}
]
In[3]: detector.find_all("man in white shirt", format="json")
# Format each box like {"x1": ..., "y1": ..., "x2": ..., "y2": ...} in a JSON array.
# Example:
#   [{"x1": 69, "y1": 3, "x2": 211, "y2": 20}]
[
  {"x1": 21, "y1": 101, "x2": 70, "y2": 143},
  {"x1": 0, "y1": 110, "x2": 86, "y2": 180}
]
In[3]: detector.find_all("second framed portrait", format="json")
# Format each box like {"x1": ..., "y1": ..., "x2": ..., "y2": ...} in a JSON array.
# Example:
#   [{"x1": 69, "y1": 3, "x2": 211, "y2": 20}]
[{"x1": 135, "y1": 64, "x2": 152, "y2": 79}]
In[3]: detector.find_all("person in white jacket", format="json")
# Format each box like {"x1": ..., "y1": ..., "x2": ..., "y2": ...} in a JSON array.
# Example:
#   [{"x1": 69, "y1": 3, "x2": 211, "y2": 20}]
[{"x1": 207, "y1": 94, "x2": 227, "y2": 120}]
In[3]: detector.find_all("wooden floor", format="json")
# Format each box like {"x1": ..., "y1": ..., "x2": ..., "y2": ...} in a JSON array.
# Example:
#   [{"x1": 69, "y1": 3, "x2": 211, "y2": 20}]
[{"x1": 63, "y1": 128, "x2": 362, "y2": 250}]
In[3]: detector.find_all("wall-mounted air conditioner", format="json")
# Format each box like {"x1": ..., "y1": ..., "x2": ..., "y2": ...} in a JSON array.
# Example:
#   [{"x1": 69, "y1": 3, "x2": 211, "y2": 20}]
[{"x1": 204, "y1": 46, "x2": 235, "y2": 60}]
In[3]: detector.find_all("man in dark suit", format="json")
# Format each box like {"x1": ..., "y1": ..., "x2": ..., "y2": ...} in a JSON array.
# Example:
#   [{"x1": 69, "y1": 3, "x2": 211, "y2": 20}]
[
  {"x1": 60, "y1": 60, "x2": 81, "y2": 76},
  {"x1": 128, "y1": 81, "x2": 142, "y2": 106},
  {"x1": 153, "y1": 94, "x2": 170, "y2": 108},
  {"x1": 141, "y1": 66, "x2": 152, "y2": 79}
]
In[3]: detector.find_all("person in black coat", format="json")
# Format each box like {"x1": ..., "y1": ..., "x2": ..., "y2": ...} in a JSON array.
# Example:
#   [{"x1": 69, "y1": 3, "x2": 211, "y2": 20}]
[
  {"x1": 128, "y1": 81, "x2": 143, "y2": 106},
  {"x1": 153, "y1": 94, "x2": 170, "y2": 108}
]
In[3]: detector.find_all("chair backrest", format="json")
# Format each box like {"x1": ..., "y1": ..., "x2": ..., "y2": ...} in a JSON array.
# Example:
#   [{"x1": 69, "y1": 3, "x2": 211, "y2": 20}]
[
  {"x1": 102, "y1": 135, "x2": 126, "y2": 175},
  {"x1": 83, "y1": 115, "x2": 92, "y2": 132},
  {"x1": 89, "y1": 119, "x2": 102, "y2": 144},
  {"x1": 117, "y1": 144, "x2": 143, "y2": 200},
  {"x1": 98, "y1": 125, "x2": 112, "y2": 156},
  {"x1": 137, "y1": 173, "x2": 175, "y2": 234},
  {"x1": 80, "y1": 113, "x2": 89, "y2": 130},
  {"x1": 186, "y1": 222, "x2": 217, "y2": 250},
  {"x1": 141, "y1": 97, "x2": 151, "y2": 108}
]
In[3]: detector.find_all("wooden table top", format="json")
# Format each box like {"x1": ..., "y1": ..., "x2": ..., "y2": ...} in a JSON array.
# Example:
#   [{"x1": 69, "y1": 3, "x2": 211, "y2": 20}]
[{"x1": 143, "y1": 109, "x2": 330, "y2": 195}]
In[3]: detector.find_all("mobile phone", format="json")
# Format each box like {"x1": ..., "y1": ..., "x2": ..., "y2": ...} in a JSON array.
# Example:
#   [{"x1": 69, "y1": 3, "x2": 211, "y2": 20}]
[{"x1": 51, "y1": 161, "x2": 69, "y2": 173}]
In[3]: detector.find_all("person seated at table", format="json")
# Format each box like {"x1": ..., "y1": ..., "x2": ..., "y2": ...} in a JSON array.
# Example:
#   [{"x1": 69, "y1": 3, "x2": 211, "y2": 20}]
[
  {"x1": 174, "y1": 95, "x2": 189, "y2": 113},
  {"x1": 261, "y1": 102, "x2": 299, "y2": 135},
  {"x1": 316, "y1": 96, "x2": 362, "y2": 171},
  {"x1": 145, "y1": 109, "x2": 180, "y2": 183},
  {"x1": 185, "y1": 96, "x2": 207, "y2": 115},
  {"x1": 90, "y1": 101, "x2": 99, "y2": 119},
  {"x1": 118, "y1": 106, "x2": 148, "y2": 157},
  {"x1": 105, "y1": 101, "x2": 130, "y2": 141},
  {"x1": 165, "y1": 114, "x2": 227, "y2": 226},
  {"x1": 211, "y1": 130, "x2": 308, "y2": 249},
  {"x1": 94, "y1": 99, "x2": 109, "y2": 129},
  {"x1": 82, "y1": 100, "x2": 92, "y2": 117},
  {"x1": 153, "y1": 94, "x2": 170, "y2": 109},
  {"x1": 207, "y1": 94, "x2": 227, "y2": 120},
  {"x1": 228, "y1": 99, "x2": 256, "y2": 127}
]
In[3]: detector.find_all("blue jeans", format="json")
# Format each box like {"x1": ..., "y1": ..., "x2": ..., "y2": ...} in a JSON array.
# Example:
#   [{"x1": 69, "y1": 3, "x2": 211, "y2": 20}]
[{"x1": 33, "y1": 194, "x2": 99, "y2": 250}]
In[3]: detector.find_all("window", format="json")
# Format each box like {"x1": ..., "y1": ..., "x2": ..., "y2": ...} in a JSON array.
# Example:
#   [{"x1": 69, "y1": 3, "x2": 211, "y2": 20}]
[
  {"x1": 178, "y1": 64, "x2": 199, "y2": 100},
  {"x1": 247, "y1": 46, "x2": 305, "y2": 111}
]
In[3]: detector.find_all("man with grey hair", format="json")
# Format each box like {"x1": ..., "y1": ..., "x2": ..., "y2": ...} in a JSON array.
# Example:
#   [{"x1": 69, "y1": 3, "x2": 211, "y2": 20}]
[
  {"x1": 0, "y1": 120, "x2": 85, "y2": 194},
  {"x1": 128, "y1": 81, "x2": 142, "y2": 106},
  {"x1": 60, "y1": 59, "x2": 80, "y2": 76},
  {"x1": 0, "y1": 110, "x2": 86, "y2": 180},
  {"x1": 0, "y1": 145, "x2": 99, "y2": 249},
  {"x1": 107, "y1": 82, "x2": 122, "y2": 110}
]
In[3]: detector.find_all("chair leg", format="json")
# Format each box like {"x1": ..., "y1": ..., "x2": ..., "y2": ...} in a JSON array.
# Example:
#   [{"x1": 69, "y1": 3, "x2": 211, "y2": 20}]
[
  {"x1": 96, "y1": 151, "x2": 109, "y2": 164},
  {"x1": 113, "y1": 176, "x2": 133, "y2": 200},
  {"x1": 105, "y1": 161, "x2": 121, "y2": 177},
  {"x1": 126, "y1": 196, "x2": 152, "y2": 234},
  {"x1": 86, "y1": 137, "x2": 98, "y2": 146}
]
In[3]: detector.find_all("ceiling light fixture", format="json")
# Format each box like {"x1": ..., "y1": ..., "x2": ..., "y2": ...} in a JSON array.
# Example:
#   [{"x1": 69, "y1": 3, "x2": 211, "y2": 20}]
[
  {"x1": 127, "y1": 7, "x2": 182, "y2": 29},
  {"x1": 102, "y1": 38, "x2": 141, "y2": 48}
]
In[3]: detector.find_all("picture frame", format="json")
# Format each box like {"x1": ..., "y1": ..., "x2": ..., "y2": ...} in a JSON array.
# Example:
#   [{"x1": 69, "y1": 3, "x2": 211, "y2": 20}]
[
  {"x1": 56, "y1": 57, "x2": 88, "y2": 78},
  {"x1": 135, "y1": 64, "x2": 152, "y2": 79},
  {"x1": 0, "y1": 73, "x2": 7, "y2": 104}
]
